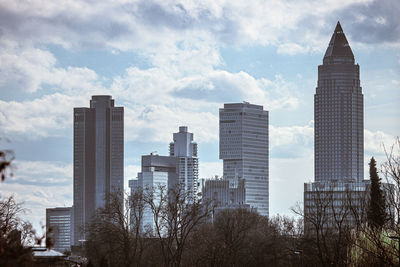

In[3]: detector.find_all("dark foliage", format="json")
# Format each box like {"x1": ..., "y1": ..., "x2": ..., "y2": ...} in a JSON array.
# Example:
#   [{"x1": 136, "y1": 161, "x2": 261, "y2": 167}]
[
  {"x1": 85, "y1": 190, "x2": 146, "y2": 267},
  {"x1": 182, "y1": 209, "x2": 300, "y2": 267},
  {"x1": 367, "y1": 157, "x2": 386, "y2": 229},
  {"x1": 0, "y1": 196, "x2": 34, "y2": 266},
  {"x1": 0, "y1": 149, "x2": 14, "y2": 182}
]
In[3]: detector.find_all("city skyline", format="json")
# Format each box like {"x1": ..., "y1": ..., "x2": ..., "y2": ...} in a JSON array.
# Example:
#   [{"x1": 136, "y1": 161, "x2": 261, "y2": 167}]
[{"x1": 0, "y1": 0, "x2": 399, "y2": 233}]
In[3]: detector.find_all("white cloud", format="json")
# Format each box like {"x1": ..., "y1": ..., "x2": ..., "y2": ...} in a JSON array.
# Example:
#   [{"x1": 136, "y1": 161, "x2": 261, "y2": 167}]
[
  {"x1": 174, "y1": 71, "x2": 300, "y2": 110},
  {"x1": 1, "y1": 160, "x2": 73, "y2": 235},
  {"x1": 0, "y1": 93, "x2": 82, "y2": 138},
  {"x1": 277, "y1": 43, "x2": 309, "y2": 55},
  {"x1": 0, "y1": 0, "x2": 392, "y2": 62},
  {"x1": 364, "y1": 129, "x2": 397, "y2": 155},
  {"x1": 0, "y1": 42, "x2": 106, "y2": 93},
  {"x1": 124, "y1": 104, "x2": 218, "y2": 144},
  {"x1": 375, "y1": 16, "x2": 387, "y2": 25},
  {"x1": 270, "y1": 122, "x2": 314, "y2": 149},
  {"x1": 0, "y1": 42, "x2": 56, "y2": 92},
  {"x1": 10, "y1": 160, "x2": 72, "y2": 186}
]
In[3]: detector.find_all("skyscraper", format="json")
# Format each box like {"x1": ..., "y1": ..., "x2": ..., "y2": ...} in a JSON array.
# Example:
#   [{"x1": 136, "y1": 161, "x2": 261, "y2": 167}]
[
  {"x1": 129, "y1": 126, "x2": 198, "y2": 231},
  {"x1": 304, "y1": 22, "x2": 367, "y2": 231},
  {"x1": 314, "y1": 21, "x2": 363, "y2": 182},
  {"x1": 133, "y1": 154, "x2": 177, "y2": 232},
  {"x1": 220, "y1": 102, "x2": 269, "y2": 216},
  {"x1": 169, "y1": 126, "x2": 199, "y2": 196},
  {"x1": 73, "y1": 95, "x2": 124, "y2": 244}
]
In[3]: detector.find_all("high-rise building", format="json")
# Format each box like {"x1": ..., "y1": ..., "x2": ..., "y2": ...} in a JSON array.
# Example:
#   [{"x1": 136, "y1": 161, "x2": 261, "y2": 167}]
[
  {"x1": 132, "y1": 154, "x2": 177, "y2": 231},
  {"x1": 138, "y1": 154, "x2": 178, "y2": 190},
  {"x1": 46, "y1": 207, "x2": 73, "y2": 252},
  {"x1": 129, "y1": 126, "x2": 199, "y2": 231},
  {"x1": 314, "y1": 21, "x2": 363, "y2": 182},
  {"x1": 219, "y1": 102, "x2": 269, "y2": 216},
  {"x1": 169, "y1": 126, "x2": 199, "y2": 196},
  {"x1": 130, "y1": 155, "x2": 181, "y2": 233},
  {"x1": 304, "y1": 22, "x2": 367, "y2": 231},
  {"x1": 73, "y1": 95, "x2": 124, "y2": 245}
]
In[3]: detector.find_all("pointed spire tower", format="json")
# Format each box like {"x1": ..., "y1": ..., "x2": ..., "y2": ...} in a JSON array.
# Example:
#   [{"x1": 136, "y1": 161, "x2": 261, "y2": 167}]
[
  {"x1": 323, "y1": 21, "x2": 354, "y2": 64},
  {"x1": 314, "y1": 21, "x2": 364, "y2": 182}
]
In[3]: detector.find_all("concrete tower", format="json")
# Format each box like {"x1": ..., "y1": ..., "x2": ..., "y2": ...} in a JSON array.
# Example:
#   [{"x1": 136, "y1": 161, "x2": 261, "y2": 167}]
[
  {"x1": 73, "y1": 95, "x2": 124, "y2": 245},
  {"x1": 314, "y1": 21, "x2": 364, "y2": 182}
]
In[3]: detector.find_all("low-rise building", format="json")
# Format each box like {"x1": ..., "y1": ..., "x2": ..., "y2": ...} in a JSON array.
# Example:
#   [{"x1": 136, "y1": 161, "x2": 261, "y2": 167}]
[
  {"x1": 304, "y1": 180, "x2": 394, "y2": 233},
  {"x1": 46, "y1": 207, "x2": 73, "y2": 253}
]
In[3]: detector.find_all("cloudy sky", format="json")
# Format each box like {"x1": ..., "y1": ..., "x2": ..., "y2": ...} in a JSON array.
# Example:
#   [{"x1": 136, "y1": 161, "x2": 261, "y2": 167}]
[{"x1": 0, "y1": 0, "x2": 399, "y2": 231}]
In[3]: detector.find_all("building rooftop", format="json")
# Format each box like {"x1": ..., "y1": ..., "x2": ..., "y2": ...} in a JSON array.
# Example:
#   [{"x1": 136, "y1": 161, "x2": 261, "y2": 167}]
[
  {"x1": 222, "y1": 102, "x2": 264, "y2": 110},
  {"x1": 32, "y1": 247, "x2": 66, "y2": 258},
  {"x1": 323, "y1": 21, "x2": 354, "y2": 64}
]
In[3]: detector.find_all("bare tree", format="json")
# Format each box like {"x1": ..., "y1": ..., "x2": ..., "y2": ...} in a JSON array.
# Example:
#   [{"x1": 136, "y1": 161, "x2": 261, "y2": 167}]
[
  {"x1": 382, "y1": 138, "x2": 400, "y2": 266},
  {"x1": 349, "y1": 139, "x2": 400, "y2": 266},
  {"x1": 143, "y1": 185, "x2": 213, "y2": 267},
  {"x1": 382, "y1": 138, "x2": 400, "y2": 235},
  {"x1": 292, "y1": 182, "x2": 367, "y2": 267},
  {"x1": 184, "y1": 210, "x2": 303, "y2": 267},
  {"x1": 85, "y1": 190, "x2": 147, "y2": 267},
  {"x1": 0, "y1": 195, "x2": 35, "y2": 266},
  {"x1": 332, "y1": 139, "x2": 400, "y2": 266}
]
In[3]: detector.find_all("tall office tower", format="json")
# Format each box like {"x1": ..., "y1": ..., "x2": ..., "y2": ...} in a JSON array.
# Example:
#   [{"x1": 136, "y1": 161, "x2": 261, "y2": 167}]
[
  {"x1": 315, "y1": 21, "x2": 363, "y2": 182},
  {"x1": 304, "y1": 22, "x2": 369, "y2": 232},
  {"x1": 73, "y1": 95, "x2": 124, "y2": 245},
  {"x1": 169, "y1": 126, "x2": 199, "y2": 196},
  {"x1": 220, "y1": 102, "x2": 269, "y2": 216},
  {"x1": 46, "y1": 207, "x2": 73, "y2": 252}
]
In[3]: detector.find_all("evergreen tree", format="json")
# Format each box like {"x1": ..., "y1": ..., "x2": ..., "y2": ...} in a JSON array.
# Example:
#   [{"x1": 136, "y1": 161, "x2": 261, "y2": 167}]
[{"x1": 367, "y1": 157, "x2": 386, "y2": 228}]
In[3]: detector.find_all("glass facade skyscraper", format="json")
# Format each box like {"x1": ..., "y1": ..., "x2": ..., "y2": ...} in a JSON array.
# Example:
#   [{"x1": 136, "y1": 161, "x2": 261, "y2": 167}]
[
  {"x1": 219, "y1": 102, "x2": 269, "y2": 216},
  {"x1": 130, "y1": 126, "x2": 199, "y2": 232},
  {"x1": 73, "y1": 95, "x2": 124, "y2": 245}
]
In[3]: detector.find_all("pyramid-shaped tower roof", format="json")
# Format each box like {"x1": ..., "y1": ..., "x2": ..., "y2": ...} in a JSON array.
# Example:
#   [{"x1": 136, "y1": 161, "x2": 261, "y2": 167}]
[{"x1": 323, "y1": 21, "x2": 354, "y2": 64}]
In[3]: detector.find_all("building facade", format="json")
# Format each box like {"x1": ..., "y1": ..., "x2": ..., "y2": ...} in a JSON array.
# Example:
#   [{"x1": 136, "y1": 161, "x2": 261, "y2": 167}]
[
  {"x1": 73, "y1": 95, "x2": 124, "y2": 245},
  {"x1": 220, "y1": 102, "x2": 269, "y2": 216},
  {"x1": 305, "y1": 22, "x2": 366, "y2": 231},
  {"x1": 129, "y1": 126, "x2": 199, "y2": 232},
  {"x1": 169, "y1": 126, "x2": 199, "y2": 197},
  {"x1": 46, "y1": 207, "x2": 73, "y2": 252},
  {"x1": 201, "y1": 177, "x2": 245, "y2": 208},
  {"x1": 131, "y1": 154, "x2": 178, "y2": 233},
  {"x1": 304, "y1": 180, "x2": 369, "y2": 232},
  {"x1": 314, "y1": 21, "x2": 364, "y2": 182}
]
